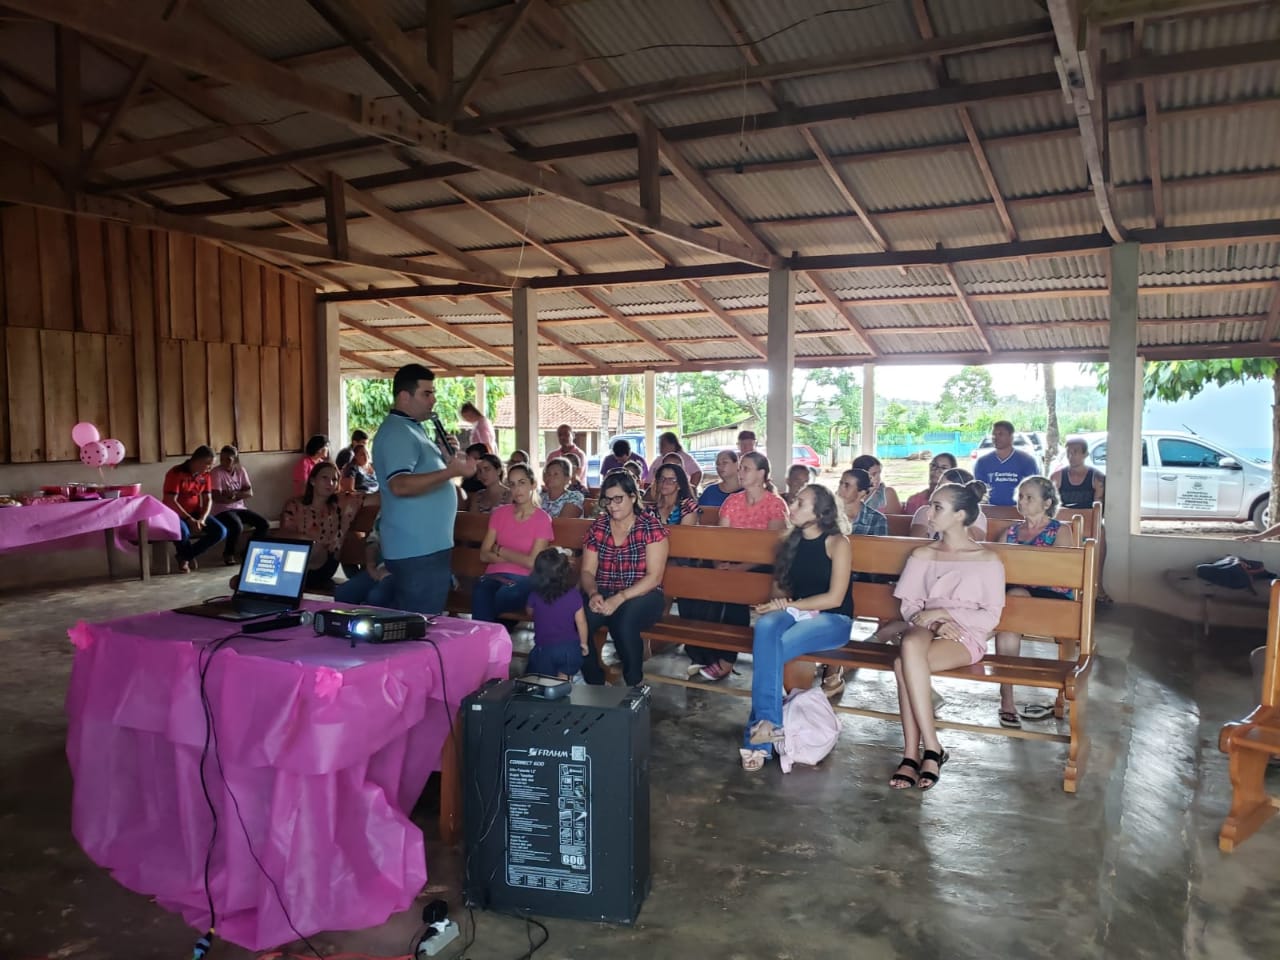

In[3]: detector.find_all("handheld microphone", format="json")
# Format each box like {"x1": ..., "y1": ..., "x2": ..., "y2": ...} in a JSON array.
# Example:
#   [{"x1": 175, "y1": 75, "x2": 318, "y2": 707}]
[
  {"x1": 242, "y1": 610, "x2": 313, "y2": 633},
  {"x1": 429, "y1": 413, "x2": 457, "y2": 456}
]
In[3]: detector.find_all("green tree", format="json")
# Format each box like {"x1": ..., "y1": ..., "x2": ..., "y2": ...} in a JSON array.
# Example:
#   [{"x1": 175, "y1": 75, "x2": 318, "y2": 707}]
[
  {"x1": 1092, "y1": 358, "x2": 1278, "y2": 527},
  {"x1": 808, "y1": 368, "x2": 862, "y2": 446},
  {"x1": 344, "y1": 378, "x2": 393, "y2": 437},
  {"x1": 938, "y1": 366, "x2": 997, "y2": 422}
]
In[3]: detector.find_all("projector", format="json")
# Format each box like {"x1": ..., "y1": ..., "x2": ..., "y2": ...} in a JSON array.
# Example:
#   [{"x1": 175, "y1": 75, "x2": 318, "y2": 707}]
[{"x1": 313, "y1": 607, "x2": 429, "y2": 644}]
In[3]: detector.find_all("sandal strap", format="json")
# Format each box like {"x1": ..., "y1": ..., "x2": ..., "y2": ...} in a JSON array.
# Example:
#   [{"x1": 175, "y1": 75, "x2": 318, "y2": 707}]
[
  {"x1": 897, "y1": 756, "x2": 921, "y2": 771},
  {"x1": 921, "y1": 748, "x2": 947, "y2": 765}
]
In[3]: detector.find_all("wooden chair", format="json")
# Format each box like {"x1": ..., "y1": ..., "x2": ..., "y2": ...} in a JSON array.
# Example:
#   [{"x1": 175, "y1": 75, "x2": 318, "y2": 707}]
[{"x1": 1218, "y1": 579, "x2": 1280, "y2": 851}]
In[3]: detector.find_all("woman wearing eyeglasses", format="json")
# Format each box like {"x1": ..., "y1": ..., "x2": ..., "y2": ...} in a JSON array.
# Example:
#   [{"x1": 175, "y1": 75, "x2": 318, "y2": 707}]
[
  {"x1": 579, "y1": 469, "x2": 670, "y2": 686},
  {"x1": 651, "y1": 462, "x2": 699, "y2": 528},
  {"x1": 904, "y1": 453, "x2": 958, "y2": 515}
]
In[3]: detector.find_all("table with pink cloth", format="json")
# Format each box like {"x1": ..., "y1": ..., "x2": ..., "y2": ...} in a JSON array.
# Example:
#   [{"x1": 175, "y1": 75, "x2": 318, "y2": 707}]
[
  {"x1": 0, "y1": 495, "x2": 181, "y2": 580},
  {"x1": 65, "y1": 601, "x2": 513, "y2": 950}
]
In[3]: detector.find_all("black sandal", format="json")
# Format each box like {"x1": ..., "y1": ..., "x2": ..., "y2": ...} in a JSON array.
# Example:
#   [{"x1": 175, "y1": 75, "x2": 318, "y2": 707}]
[
  {"x1": 918, "y1": 748, "x2": 949, "y2": 790},
  {"x1": 889, "y1": 757, "x2": 920, "y2": 789}
]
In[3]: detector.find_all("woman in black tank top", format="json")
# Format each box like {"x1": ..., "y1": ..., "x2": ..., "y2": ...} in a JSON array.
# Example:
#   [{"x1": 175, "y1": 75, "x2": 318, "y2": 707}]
[{"x1": 740, "y1": 485, "x2": 855, "y2": 771}]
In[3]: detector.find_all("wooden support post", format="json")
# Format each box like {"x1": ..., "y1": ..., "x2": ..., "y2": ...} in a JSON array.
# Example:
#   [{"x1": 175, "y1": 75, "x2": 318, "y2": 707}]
[
  {"x1": 138, "y1": 519, "x2": 151, "y2": 581},
  {"x1": 512, "y1": 287, "x2": 539, "y2": 458},
  {"x1": 861, "y1": 364, "x2": 876, "y2": 457},
  {"x1": 324, "y1": 171, "x2": 349, "y2": 260},
  {"x1": 638, "y1": 117, "x2": 660, "y2": 225},
  {"x1": 426, "y1": 0, "x2": 454, "y2": 107},
  {"x1": 474, "y1": 372, "x2": 487, "y2": 415},
  {"x1": 1103, "y1": 242, "x2": 1141, "y2": 602},
  {"x1": 319, "y1": 301, "x2": 343, "y2": 444},
  {"x1": 55, "y1": 26, "x2": 81, "y2": 182},
  {"x1": 765, "y1": 267, "x2": 796, "y2": 462},
  {"x1": 644, "y1": 369, "x2": 657, "y2": 465}
]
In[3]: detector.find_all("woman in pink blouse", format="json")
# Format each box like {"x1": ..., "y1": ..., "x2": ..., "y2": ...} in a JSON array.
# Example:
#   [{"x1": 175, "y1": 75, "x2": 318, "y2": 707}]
[
  {"x1": 888, "y1": 480, "x2": 1006, "y2": 791},
  {"x1": 473, "y1": 464, "x2": 553, "y2": 623}
]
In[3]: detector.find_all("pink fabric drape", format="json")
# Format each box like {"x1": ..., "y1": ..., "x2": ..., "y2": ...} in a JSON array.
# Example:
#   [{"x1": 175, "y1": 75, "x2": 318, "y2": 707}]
[{"x1": 0, "y1": 495, "x2": 182, "y2": 553}]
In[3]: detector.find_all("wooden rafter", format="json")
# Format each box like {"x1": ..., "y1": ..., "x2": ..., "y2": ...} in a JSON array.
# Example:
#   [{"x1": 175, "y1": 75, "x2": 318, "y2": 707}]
[
  {"x1": 804, "y1": 272, "x2": 879, "y2": 358},
  {"x1": 441, "y1": 180, "x2": 577, "y2": 272},
  {"x1": 476, "y1": 294, "x2": 611, "y2": 370},
  {"x1": 388, "y1": 298, "x2": 515, "y2": 365},
  {"x1": 1263, "y1": 282, "x2": 1280, "y2": 343},
  {"x1": 54, "y1": 26, "x2": 82, "y2": 168},
  {"x1": 1134, "y1": 20, "x2": 1167, "y2": 227},
  {"x1": 682, "y1": 282, "x2": 768, "y2": 359},
  {"x1": 575, "y1": 289, "x2": 683, "y2": 363},
  {"x1": 12, "y1": 0, "x2": 767, "y2": 266},
  {"x1": 912, "y1": 0, "x2": 1017, "y2": 243},
  {"x1": 322, "y1": 0, "x2": 442, "y2": 104},
  {"x1": 452, "y1": 0, "x2": 541, "y2": 115},
  {"x1": 1048, "y1": 0, "x2": 1127, "y2": 242},
  {"x1": 341, "y1": 316, "x2": 462, "y2": 375}
]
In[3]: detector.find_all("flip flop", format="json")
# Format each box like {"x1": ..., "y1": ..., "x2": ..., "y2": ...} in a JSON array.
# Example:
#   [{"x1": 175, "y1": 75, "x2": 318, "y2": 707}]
[
  {"x1": 740, "y1": 749, "x2": 768, "y2": 772},
  {"x1": 1019, "y1": 703, "x2": 1056, "y2": 722},
  {"x1": 998, "y1": 709, "x2": 1022, "y2": 729}
]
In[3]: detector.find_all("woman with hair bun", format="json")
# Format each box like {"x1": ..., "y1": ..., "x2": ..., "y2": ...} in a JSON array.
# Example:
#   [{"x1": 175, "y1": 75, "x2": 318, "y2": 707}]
[{"x1": 887, "y1": 480, "x2": 1005, "y2": 792}]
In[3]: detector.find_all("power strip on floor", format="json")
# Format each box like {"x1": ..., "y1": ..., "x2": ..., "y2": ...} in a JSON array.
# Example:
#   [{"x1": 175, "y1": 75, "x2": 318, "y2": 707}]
[{"x1": 417, "y1": 919, "x2": 460, "y2": 957}]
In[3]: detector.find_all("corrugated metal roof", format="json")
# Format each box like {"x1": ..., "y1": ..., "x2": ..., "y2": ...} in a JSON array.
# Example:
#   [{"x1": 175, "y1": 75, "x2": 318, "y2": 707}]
[
  {"x1": 1147, "y1": 5, "x2": 1280, "y2": 55},
  {"x1": 1141, "y1": 287, "x2": 1274, "y2": 318},
  {"x1": 992, "y1": 324, "x2": 1108, "y2": 353},
  {"x1": 1140, "y1": 242, "x2": 1280, "y2": 276},
  {"x1": 1008, "y1": 194, "x2": 1103, "y2": 239},
  {"x1": 814, "y1": 111, "x2": 969, "y2": 154},
  {"x1": 879, "y1": 205, "x2": 1008, "y2": 249},
  {"x1": 775, "y1": 62, "x2": 938, "y2": 109},
  {"x1": 845, "y1": 150, "x2": 993, "y2": 210},
  {"x1": 710, "y1": 166, "x2": 853, "y2": 221},
  {"x1": 731, "y1": 0, "x2": 919, "y2": 62},
  {"x1": 927, "y1": 0, "x2": 1047, "y2": 35},
  {"x1": 1140, "y1": 319, "x2": 1262, "y2": 347},
  {"x1": 755, "y1": 218, "x2": 885, "y2": 257},
  {"x1": 978, "y1": 296, "x2": 1109, "y2": 326},
  {"x1": 1164, "y1": 173, "x2": 1280, "y2": 225},
  {"x1": 200, "y1": 0, "x2": 342, "y2": 60},
  {"x1": 1160, "y1": 109, "x2": 1280, "y2": 178}
]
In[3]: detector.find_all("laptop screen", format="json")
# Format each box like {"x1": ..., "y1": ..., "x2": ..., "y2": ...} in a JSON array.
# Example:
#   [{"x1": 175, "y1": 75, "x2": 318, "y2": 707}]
[{"x1": 239, "y1": 540, "x2": 311, "y2": 602}]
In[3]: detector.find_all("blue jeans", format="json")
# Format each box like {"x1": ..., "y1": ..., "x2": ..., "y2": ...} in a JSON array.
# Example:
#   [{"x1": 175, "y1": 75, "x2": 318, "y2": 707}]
[
  {"x1": 472, "y1": 574, "x2": 532, "y2": 623},
  {"x1": 743, "y1": 610, "x2": 853, "y2": 752},
  {"x1": 335, "y1": 569, "x2": 397, "y2": 607},
  {"x1": 384, "y1": 548, "x2": 452, "y2": 615},
  {"x1": 177, "y1": 516, "x2": 226, "y2": 562}
]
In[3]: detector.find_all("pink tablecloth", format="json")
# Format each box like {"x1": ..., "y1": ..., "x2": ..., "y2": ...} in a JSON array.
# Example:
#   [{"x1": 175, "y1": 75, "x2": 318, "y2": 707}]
[
  {"x1": 0, "y1": 495, "x2": 181, "y2": 554},
  {"x1": 65, "y1": 602, "x2": 513, "y2": 950}
]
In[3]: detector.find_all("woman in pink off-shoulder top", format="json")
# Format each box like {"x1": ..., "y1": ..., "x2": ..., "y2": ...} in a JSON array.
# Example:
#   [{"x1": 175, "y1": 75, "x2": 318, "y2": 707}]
[{"x1": 888, "y1": 480, "x2": 1006, "y2": 792}]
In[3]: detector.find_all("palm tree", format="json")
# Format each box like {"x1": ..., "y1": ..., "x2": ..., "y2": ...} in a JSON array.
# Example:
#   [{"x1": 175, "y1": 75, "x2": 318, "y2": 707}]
[{"x1": 1043, "y1": 363, "x2": 1060, "y2": 472}]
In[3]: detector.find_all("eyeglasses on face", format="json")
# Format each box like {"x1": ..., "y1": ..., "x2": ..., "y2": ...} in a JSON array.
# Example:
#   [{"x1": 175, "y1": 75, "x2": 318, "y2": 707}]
[
  {"x1": 602, "y1": 493, "x2": 629, "y2": 505},
  {"x1": 658, "y1": 476, "x2": 678, "y2": 485}
]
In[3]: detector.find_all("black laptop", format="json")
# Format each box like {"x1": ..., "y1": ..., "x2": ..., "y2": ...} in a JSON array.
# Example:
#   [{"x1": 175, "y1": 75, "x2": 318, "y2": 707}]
[{"x1": 173, "y1": 537, "x2": 314, "y2": 621}]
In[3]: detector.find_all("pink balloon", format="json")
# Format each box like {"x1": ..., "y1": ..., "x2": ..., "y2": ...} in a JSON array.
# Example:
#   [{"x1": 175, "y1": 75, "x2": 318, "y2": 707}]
[
  {"x1": 72, "y1": 422, "x2": 101, "y2": 447},
  {"x1": 79, "y1": 440, "x2": 108, "y2": 468},
  {"x1": 101, "y1": 438, "x2": 126, "y2": 466}
]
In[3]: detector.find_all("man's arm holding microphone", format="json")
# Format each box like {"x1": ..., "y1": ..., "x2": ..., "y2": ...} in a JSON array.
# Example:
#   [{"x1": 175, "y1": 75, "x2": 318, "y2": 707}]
[{"x1": 387, "y1": 414, "x2": 475, "y2": 497}]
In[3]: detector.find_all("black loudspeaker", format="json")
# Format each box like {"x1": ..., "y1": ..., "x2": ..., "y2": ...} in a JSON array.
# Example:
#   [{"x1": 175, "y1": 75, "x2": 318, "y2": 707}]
[{"x1": 462, "y1": 680, "x2": 651, "y2": 925}]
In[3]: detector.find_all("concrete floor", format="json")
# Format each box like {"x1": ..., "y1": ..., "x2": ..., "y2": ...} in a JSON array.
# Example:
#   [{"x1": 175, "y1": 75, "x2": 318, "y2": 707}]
[{"x1": 1, "y1": 569, "x2": 1278, "y2": 960}]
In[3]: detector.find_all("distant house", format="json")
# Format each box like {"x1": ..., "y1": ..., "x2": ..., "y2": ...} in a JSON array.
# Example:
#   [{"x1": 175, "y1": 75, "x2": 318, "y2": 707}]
[
  {"x1": 493, "y1": 395, "x2": 673, "y2": 460},
  {"x1": 685, "y1": 413, "x2": 817, "y2": 453}
]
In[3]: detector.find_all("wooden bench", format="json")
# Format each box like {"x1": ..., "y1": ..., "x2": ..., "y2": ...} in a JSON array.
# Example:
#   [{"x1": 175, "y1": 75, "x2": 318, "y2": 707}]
[
  {"x1": 1218, "y1": 579, "x2": 1280, "y2": 851},
  {"x1": 641, "y1": 526, "x2": 1098, "y2": 792},
  {"x1": 885, "y1": 502, "x2": 1098, "y2": 542}
]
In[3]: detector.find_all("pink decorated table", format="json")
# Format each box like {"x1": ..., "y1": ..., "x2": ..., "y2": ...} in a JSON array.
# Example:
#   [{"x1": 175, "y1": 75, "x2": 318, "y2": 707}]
[
  {"x1": 65, "y1": 600, "x2": 513, "y2": 950},
  {"x1": 0, "y1": 495, "x2": 182, "y2": 581}
]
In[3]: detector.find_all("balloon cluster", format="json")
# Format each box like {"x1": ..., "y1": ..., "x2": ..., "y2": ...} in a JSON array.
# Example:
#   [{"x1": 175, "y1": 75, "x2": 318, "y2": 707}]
[{"x1": 73, "y1": 422, "x2": 126, "y2": 469}]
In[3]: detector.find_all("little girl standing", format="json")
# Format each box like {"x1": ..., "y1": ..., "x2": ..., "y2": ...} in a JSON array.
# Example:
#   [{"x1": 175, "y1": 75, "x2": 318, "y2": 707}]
[{"x1": 527, "y1": 548, "x2": 589, "y2": 679}]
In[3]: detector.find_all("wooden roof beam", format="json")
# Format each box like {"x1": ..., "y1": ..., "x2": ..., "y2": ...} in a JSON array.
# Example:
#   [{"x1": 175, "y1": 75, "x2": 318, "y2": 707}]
[
  {"x1": 803, "y1": 272, "x2": 879, "y2": 357},
  {"x1": 340, "y1": 317, "x2": 463, "y2": 375},
  {"x1": 1263, "y1": 282, "x2": 1280, "y2": 343},
  {"x1": 575, "y1": 289, "x2": 684, "y2": 363},
  {"x1": 476, "y1": 294, "x2": 608, "y2": 370},
  {"x1": 1133, "y1": 20, "x2": 1167, "y2": 228},
  {"x1": 681, "y1": 282, "x2": 768, "y2": 359},
  {"x1": 385, "y1": 298, "x2": 515, "y2": 365},
  {"x1": 12, "y1": 0, "x2": 766, "y2": 267},
  {"x1": 452, "y1": 0, "x2": 541, "y2": 116}
]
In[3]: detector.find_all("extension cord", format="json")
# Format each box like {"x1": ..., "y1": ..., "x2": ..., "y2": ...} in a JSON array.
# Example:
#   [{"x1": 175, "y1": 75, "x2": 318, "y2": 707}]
[{"x1": 418, "y1": 919, "x2": 460, "y2": 957}]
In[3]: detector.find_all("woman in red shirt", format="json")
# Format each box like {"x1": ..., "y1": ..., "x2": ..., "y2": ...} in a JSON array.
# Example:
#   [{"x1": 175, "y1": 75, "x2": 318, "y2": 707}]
[
  {"x1": 579, "y1": 470, "x2": 669, "y2": 686},
  {"x1": 162, "y1": 445, "x2": 227, "y2": 573},
  {"x1": 292, "y1": 434, "x2": 330, "y2": 496}
]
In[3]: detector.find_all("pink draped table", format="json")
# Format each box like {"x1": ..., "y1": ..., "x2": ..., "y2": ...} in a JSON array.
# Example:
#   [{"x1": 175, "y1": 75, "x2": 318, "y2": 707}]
[
  {"x1": 65, "y1": 602, "x2": 513, "y2": 950},
  {"x1": 0, "y1": 495, "x2": 182, "y2": 581}
]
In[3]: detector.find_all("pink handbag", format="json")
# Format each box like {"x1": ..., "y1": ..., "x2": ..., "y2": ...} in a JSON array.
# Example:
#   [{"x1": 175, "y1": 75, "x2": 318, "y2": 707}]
[{"x1": 778, "y1": 687, "x2": 840, "y2": 773}]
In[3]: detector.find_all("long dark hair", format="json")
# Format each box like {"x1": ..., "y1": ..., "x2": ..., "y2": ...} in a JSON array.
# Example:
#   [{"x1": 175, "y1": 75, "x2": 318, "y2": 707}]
[
  {"x1": 302, "y1": 461, "x2": 339, "y2": 506},
  {"x1": 530, "y1": 548, "x2": 575, "y2": 603},
  {"x1": 653, "y1": 461, "x2": 693, "y2": 504},
  {"x1": 183, "y1": 445, "x2": 215, "y2": 471},
  {"x1": 477, "y1": 453, "x2": 504, "y2": 484},
  {"x1": 774, "y1": 484, "x2": 846, "y2": 594}
]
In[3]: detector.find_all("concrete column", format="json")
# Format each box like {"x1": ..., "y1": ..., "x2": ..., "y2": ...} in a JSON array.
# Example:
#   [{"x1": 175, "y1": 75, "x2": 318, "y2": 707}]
[
  {"x1": 861, "y1": 363, "x2": 876, "y2": 457},
  {"x1": 644, "y1": 369, "x2": 657, "y2": 464},
  {"x1": 319, "y1": 302, "x2": 343, "y2": 445},
  {"x1": 473, "y1": 373, "x2": 486, "y2": 414},
  {"x1": 766, "y1": 267, "x2": 796, "y2": 464},
  {"x1": 1104, "y1": 242, "x2": 1142, "y2": 602},
  {"x1": 511, "y1": 288, "x2": 539, "y2": 459}
]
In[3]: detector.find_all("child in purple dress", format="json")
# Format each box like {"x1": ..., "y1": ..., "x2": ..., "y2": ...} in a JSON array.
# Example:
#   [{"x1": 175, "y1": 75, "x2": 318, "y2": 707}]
[{"x1": 527, "y1": 548, "x2": 589, "y2": 679}]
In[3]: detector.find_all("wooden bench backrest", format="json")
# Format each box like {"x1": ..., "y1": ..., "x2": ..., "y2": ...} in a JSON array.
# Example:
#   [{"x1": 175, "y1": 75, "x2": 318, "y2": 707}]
[
  {"x1": 660, "y1": 527, "x2": 1096, "y2": 652},
  {"x1": 1264, "y1": 579, "x2": 1280, "y2": 708},
  {"x1": 985, "y1": 514, "x2": 1084, "y2": 544},
  {"x1": 699, "y1": 505, "x2": 720, "y2": 526},
  {"x1": 451, "y1": 511, "x2": 592, "y2": 579},
  {"x1": 984, "y1": 502, "x2": 1100, "y2": 540}
]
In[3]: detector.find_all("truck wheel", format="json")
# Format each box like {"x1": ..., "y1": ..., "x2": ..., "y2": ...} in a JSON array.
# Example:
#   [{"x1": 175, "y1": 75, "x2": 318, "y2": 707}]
[{"x1": 1251, "y1": 496, "x2": 1270, "y2": 531}]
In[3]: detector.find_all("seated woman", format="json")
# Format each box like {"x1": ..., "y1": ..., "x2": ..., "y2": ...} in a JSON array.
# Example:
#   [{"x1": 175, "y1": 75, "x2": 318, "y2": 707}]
[
  {"x1": 540, "y1": 456, "x2": 585, "y2": 519},
  {"x1": 687, "y1": 451, "x2": 790, "y2": 682},
  {"x1": 852, "y1": 454, "x2": 902, "y2": 516},
  {"x1": 697, "y1": 449, "x2": 740, "y2": 508},
  {"x1": 739, "y1": 484, "x2": 854, "y2": 772},
  {"x1": 162, "y1": 445, "x2": 226, "y2": 573},
  {"x1": 579, "y1": 470, "x2": 669, "y2": 687},
  {"x1": 783, "y1": 463, "x2": 810, "y2": 505},
  {"x1": 208, "y1": 444, "x2": 268, "y2": 566},
  {"x1": 279, "y1": 461, "x2": 365, "y2": 589},
  {"x1": 468, "y1": 454, "x2": 512, "y2": 514},
  {"x1": 908, "y1": 467, "x2": 987, "y2": 539},
  {"x1": 888, "y1": 480, "x2": 1006, "y2": 791},
  {"x1": 837, "y1": 467, "x2": 888, "y2": 536},
  {"x1": 473, "y1": 464, "x2": 553, "y2": 624},
  {"x1": 563, "y1": 451, "x2": 589, "y2": 495},
  {"x1": 334, "y1": 516, "x2": 396, "y2": 607},
  {"x1": 903, "y1": 453, "x2": 957, "y2": 515},
  {"x1": 292, "y1": 434, "x2": 330, "y2": 496},
  {"x1": 650, "y1": 462, "x2": 699, "y2": 528},
  {"x1": 993, "y1": 475, "x2": 1077, "y2": 728},
  {"x1": 507, "y1": 449, "x2": 531, "y2": 470},
  {"x1": 340, "y1": 443, "x2": 380, "y2": 494}
]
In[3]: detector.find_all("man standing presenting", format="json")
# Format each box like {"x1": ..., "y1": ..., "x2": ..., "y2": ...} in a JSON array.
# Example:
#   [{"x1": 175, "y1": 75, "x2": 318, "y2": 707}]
[
  {"x1": 374, "y1": 364, "x2": 476, "y2": 614},
  {"x1": 552, "y1": 423, "x2": 587, "y2": 484},
  {"x1": 974, "y1": 420, "x2": 1038, "y2": 507}
]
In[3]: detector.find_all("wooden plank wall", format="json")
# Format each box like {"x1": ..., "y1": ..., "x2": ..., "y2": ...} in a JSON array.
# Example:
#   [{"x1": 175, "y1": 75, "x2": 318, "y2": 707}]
[{"x1": 0, "y1": 208, "x2": 321, "y2": 463}]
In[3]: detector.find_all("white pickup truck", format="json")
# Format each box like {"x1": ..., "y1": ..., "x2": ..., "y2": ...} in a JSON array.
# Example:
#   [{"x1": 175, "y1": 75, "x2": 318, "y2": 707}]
[{"x1": 1053, "y1": 430, "x2": 1272, "y2": 529}]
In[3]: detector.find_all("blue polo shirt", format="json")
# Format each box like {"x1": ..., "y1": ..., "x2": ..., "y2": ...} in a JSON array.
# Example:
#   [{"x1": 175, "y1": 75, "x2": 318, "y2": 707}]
[
  {"x1": 372, "y1": 410, "x2": 454, "y2": 560},
  {"x1": 974, "y1": 448, "x2": 1040, "y2": 506}
]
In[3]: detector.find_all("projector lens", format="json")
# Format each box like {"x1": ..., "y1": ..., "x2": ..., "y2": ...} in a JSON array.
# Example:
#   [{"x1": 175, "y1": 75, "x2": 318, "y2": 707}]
[{"x1": 353, "y1": 618, "x2": 373, "y2": 636}]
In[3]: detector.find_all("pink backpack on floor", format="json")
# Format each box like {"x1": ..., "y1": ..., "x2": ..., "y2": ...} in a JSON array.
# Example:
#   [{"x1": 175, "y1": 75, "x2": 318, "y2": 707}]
[{"x1": 778, "y1": 688, "x2": 841, "y2": 773}]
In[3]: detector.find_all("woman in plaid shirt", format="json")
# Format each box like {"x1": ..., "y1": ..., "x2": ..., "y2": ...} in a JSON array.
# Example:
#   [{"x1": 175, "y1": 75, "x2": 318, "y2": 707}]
[{"x1": 579, "y1": 470, "x2": 670, "y2": 686}]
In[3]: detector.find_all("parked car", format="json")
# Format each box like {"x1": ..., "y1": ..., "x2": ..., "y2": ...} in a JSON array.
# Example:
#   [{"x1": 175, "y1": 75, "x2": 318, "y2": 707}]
[
  {"x1": 1050, "y1": 430, "x2": 1271, "y2": 529},
  {"x1": 792, "y1": 444, "x2": 821, "y2": 477}
]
